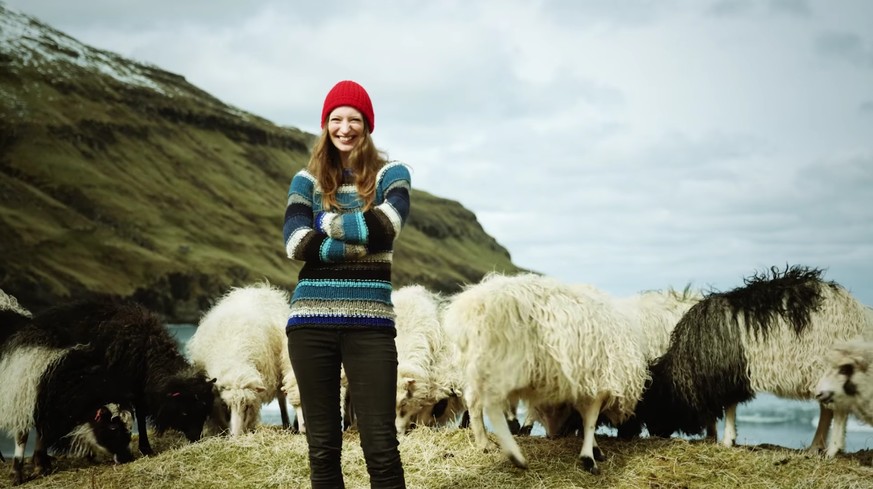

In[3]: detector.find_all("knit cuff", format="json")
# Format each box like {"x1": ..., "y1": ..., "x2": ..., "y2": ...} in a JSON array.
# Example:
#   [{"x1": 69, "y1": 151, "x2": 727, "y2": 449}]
[
  {"x1": 315, "y1": 211, "x2": 340, "y2": 237},
  {"x1": 318, "y1": 237, "x2": 366, "y2": 262},
  {"x1": 316, "y1": 211, "x2": 369, "y2": 244}
]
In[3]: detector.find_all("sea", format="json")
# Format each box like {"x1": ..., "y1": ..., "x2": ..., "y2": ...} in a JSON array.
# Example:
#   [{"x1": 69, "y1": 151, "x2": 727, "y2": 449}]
[{"x1": 3, "y1": 324, "x2": 873, "y2": 458}]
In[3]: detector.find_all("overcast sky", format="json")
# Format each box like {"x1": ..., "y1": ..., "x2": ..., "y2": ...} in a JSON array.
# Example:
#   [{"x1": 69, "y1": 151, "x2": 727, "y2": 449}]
[{"x1": 5, "y1": 0, "x2": 872, "y2": 305}]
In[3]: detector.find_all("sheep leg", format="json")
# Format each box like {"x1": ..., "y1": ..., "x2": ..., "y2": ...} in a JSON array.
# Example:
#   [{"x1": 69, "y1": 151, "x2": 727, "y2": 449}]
[
  {"x1": 30, "y1": 433, "x2": 51, "y2": 478},
  {"x1": 721, "y1": 404, "x2": 737, "y2": 447},
  {"x1": 705, "y1": 419, "x2": 718, "y2": 441},
  {"x1": 809, "y1": 405, "x2": 833, "y2": 453},
  {"x1": 277, "y1": 388, "x2": 291, "y2": 430},
  {"x1": 295, "y1": 404, "x2": 306, "y2": 434},
  {"x1": 458, "y1": 410, "x2": 471, "y2": 429},
  {"x1": 485, "y1": 402, "x2": 527, "y2": 469},
  {"x1": 341, "y1": 385, "x2": 356, "y2": 431},
  {"x1": 505, "y1": 399, "x2": 521, "y2": 435},
  {"x1": 518, "y1": 407, "x2": 536, "y2": 436},
  {"x1": 135, "y1": 404, "x2": 154, "y2": 456},
  {"x1": 825, "y1": 408, "x2": 848, "y2": 457},
  {"x1": 464, "y1": 389, "x2": 496, "y2": 452},
  {"x1": 616, "y1": 416, "x2": 642, "y2": 440},
  {"x1": 469, "y1": 406, "x2": 497, "y2": 452},
  {"x1": 11, "y1": 430, "x2": 28, "y2": 485},
  {"x1": 577, "y1": 393, "x2": 607, "y2": 475}
]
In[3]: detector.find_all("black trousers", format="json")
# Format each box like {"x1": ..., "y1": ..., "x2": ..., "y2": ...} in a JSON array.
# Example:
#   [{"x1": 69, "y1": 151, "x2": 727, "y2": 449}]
[{"x1": 288, "y1": 327, "x2": 405, "y2": 489}]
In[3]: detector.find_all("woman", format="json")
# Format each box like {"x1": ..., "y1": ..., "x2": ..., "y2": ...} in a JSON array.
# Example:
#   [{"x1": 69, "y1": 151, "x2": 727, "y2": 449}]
[{"x1": 283, "y1": 79, "x2": 409, "y2": 489}]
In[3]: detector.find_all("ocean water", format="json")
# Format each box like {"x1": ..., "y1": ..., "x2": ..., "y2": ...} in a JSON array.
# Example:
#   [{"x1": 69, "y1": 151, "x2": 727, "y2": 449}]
[{"x1": 4, "y1": 324, "x2": 873, "y2": 458}]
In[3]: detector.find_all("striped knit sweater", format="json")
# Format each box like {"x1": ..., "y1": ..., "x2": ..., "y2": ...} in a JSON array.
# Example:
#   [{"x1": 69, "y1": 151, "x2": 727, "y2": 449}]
[{"x1": 283, "y1": 161, "x2": 411, "y2": 331}]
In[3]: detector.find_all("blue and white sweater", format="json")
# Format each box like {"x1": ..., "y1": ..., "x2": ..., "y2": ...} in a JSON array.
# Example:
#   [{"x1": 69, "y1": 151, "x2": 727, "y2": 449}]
[{"x1": 283, "y1": 161, "x2": 411, "y2": 331}]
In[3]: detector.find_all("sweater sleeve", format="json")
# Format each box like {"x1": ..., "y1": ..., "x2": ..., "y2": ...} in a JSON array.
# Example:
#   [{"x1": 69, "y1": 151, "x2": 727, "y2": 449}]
[
  {"x1": 283, "y1": 172, "x2": 366, "y2": 263},
  {"x1": 314, "y1": 163, "x2": 411, "y2": 248}
]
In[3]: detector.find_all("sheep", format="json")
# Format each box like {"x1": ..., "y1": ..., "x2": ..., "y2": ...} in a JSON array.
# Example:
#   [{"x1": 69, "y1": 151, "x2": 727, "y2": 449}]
[
  {"x1": 0, "y1": 290, "x2": 135, "y2": 484},
  {"x1": 187, "y1": 283, "x2": 295, "y2": 436},
  {"x1": 391, "y1": 285, "x2": 456, "y2": 434},
  {"x1": 392, "y1": 284, "x2": 482, "y2": 434},
  {"x1": 26, "y1": 298, "x2": 216, "y2": 456},
  {"x1": 635, "y1": 265, "x2": 871, "y2": 457},
  {"x1": 815, "y1": 339, "x2": 873, "y2": 436},
  {"x1": 523, "y1": 285, "x2": 702, "y2": 439},
  {"x1": 442, "y1": 272, "x2": 650, "y2": 474}
]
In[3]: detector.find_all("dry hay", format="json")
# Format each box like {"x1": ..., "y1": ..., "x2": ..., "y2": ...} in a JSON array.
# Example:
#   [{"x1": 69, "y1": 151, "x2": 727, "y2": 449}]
[{"x1": 2, "y1": 426, "x2": 873, "y2": 488}]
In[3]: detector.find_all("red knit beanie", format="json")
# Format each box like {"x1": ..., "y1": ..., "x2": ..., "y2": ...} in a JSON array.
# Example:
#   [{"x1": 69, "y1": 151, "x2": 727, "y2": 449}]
[{"x1": 321, "y1": 80, "x2": 375, "y2": 134}]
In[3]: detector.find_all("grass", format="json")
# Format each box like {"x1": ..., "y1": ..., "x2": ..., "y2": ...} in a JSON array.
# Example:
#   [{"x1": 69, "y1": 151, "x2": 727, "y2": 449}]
[{"x1": 4, "y1": 427, "x2": 873, "y2": 488}]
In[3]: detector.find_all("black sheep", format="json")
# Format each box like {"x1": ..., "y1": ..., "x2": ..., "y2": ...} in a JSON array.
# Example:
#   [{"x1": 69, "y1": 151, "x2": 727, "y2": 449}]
[
  {"x1": 1, "y1": 294, "x2": 135, "y2": 485},
  {"x1": 634, "y1": 265, "x2": 870, "y2": 456},
  {"x1": 26, "y1": 298, "x2": 216, "y2": 456}
]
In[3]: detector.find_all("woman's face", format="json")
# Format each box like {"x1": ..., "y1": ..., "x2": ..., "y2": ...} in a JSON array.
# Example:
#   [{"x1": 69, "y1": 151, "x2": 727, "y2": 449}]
[{"x1": 328, "y1": 106, "x2": 366, "y2": 155}]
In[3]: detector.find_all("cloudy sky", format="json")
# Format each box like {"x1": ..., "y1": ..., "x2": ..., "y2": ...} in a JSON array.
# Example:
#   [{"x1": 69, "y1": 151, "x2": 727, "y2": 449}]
[{"x1": 6, "y1": 0, "x2": 873, "y2": 305}]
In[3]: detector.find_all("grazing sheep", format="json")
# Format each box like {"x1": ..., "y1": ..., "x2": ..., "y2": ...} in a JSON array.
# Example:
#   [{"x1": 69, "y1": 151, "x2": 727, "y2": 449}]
[
  {"x1": 524, "y1": 285, "x2": 702, "y2": 439},
  {"x1": 188, "y1": 283, "x2": 294, "y2": 436},
  {"x1": 816, "y1": 339, "x2": 873, "y2": 431},
  {"x1": 0, "y1": 290, "x2": 135, "y2": 484},
  {"x1": 26, "y1": 298, "x2": 215, "y2": 456},
  {"x1": 391, "y1": 285, "x2": 477, "y2": 434},
  {"x1": 636, "y1": 265, "x2": 871, "y2": 457},
  {"x1": 392, "y1": 285, "x2": 456, "y2": 434},
  {"x1": 443, "y1": 273, "x2": 650, "y2": 474}
]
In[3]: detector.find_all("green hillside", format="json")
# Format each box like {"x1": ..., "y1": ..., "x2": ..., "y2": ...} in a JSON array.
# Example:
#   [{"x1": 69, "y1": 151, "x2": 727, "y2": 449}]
[{"x1": 0, "y1": 5, "x2": 524, "y2": 321}]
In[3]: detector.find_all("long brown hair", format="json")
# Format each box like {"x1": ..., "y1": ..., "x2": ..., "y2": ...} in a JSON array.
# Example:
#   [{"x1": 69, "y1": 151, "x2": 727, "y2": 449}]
[{"x1": 307, "y1": 125, "x2": 387, "y2": 211}]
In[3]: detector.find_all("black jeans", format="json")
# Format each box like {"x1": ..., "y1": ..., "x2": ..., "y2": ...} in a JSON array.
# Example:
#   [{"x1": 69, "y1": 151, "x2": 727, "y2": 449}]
[{"x1": 288, "y1": 327, "x2": 405, "y2": 489}]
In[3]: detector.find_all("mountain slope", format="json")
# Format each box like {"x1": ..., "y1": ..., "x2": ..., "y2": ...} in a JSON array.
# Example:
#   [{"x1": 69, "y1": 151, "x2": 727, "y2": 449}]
[{"x1": 0, "y1": 5, "x2": 523, "y2": 321}]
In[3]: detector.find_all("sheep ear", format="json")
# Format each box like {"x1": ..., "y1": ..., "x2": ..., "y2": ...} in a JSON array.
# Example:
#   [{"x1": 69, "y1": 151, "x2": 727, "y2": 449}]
[{"x1": 245, "y1": 380, "x2": 267, "y2": 393}]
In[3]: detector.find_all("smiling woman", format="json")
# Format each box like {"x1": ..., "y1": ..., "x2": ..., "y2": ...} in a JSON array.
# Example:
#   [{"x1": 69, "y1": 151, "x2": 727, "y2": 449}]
[{"x1": 282, "y1": 79, "x2": 411, "y2": 489}]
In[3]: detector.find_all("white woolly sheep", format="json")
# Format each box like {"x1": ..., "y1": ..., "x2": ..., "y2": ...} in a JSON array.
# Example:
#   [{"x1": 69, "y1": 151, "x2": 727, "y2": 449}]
[
  {"x1": 443, "y1": 272, "x2": 650, "y2": 474},
  {"x1": 392, "y1": 285, "x2": 461, "y2": 434},
  {"x1": 637, "y1": 265, "x2": 872, "y2": 457},
  {"x1": 523, "y1": 285, "x2": 701, "y2": 437},
  {"x1": 188, "y1": 282, "x2": 295, "y2": 436},
  {"x1": 816, "y1": 339, "x2": 873, "y2": 433}
]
